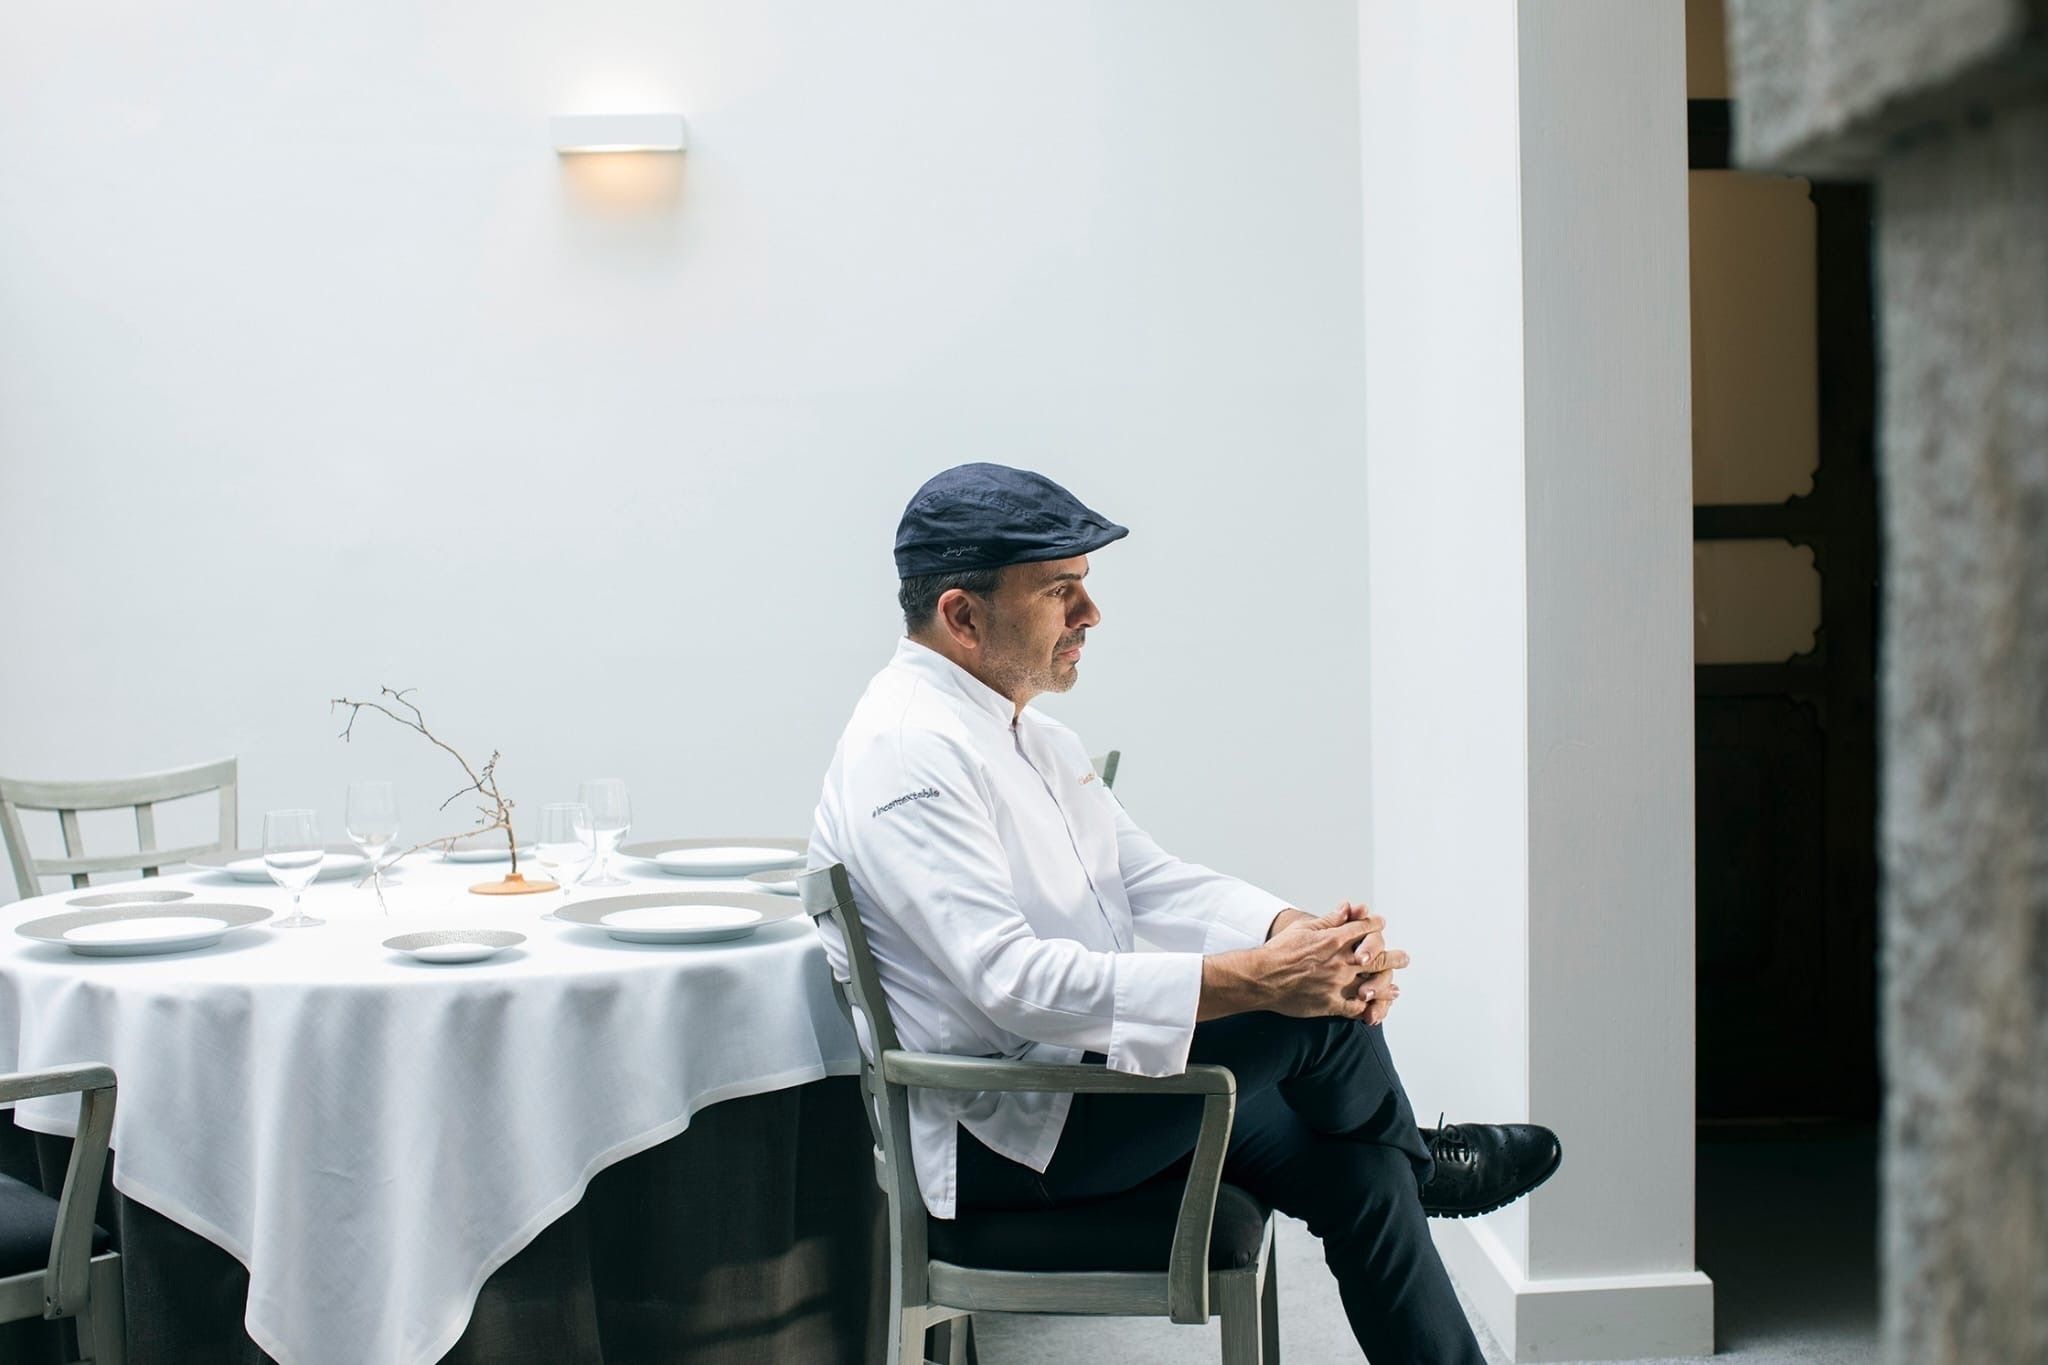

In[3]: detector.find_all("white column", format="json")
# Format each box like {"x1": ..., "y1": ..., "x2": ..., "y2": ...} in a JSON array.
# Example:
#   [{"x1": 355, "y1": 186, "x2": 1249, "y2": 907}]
[{"x1": 1359, "y1": 3, "x2": 1713, "y2": 1357}]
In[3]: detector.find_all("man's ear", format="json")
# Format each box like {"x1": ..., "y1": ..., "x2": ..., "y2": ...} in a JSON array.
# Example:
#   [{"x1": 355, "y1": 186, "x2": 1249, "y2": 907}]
[{"x1": 937, "y1": 588, "x2": 981, "y2": 648}]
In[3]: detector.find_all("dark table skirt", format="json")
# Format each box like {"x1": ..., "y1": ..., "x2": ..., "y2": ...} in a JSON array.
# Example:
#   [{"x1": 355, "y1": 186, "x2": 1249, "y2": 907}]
[{"x1": 1, "y1": 1076, "x2": 885, "y2": 1364}]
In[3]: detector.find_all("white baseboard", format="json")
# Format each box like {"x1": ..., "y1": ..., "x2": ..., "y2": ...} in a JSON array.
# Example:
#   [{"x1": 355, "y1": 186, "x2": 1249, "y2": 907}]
[{"x1": 1434, "y1": 1220, "x2": 1716, "y2": 1361}]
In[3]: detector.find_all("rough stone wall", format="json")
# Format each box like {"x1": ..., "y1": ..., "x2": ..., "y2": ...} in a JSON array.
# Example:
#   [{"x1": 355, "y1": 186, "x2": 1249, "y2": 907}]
[
  {"x1": 1728, "y1": 0, "x2": 2047, "y2": 173},
  {"x1": 1725, "y1": 4, "x2": 2048, "y2": 1363},
  {"x1": 1876, "y1": 104, "x2": 2048, "y2": 1365}
]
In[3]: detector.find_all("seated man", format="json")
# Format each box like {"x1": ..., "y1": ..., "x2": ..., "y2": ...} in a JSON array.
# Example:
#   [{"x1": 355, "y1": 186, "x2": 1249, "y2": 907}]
[{"x1": 810, "y1": 463, "x2": 1559, "y2": 1362}]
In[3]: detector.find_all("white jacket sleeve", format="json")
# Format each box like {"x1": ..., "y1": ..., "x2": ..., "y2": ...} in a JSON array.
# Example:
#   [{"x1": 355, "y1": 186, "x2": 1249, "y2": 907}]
[
  {"x1": 1115, "y1": 804, "x2": 1291, "y2": 955},
  {"x1": 845, "y1": 730, "x2": 1203, "y2": 1077}
]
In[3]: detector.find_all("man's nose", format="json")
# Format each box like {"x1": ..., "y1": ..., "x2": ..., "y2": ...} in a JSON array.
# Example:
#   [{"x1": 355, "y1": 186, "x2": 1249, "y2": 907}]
[{"x1": 1071, "y1": 589, "x2": 1101, "y2": 629}]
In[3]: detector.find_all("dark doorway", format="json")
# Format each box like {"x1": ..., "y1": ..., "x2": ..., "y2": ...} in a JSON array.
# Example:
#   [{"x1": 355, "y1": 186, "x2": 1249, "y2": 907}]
[{"x1": 1688, "y1": 97, "x2": 1882, "y2": 1123}]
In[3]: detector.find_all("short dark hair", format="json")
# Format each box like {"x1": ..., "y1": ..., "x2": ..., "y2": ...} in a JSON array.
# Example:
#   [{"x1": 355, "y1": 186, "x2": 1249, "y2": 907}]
[{"x1": 899, "y1": 566, "x2": 1005, "y2": 633}]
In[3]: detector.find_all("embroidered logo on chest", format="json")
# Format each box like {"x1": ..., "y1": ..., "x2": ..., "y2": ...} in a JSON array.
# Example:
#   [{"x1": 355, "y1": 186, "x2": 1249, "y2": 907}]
[{"x1": 1079, "y1": 771, "x2": 1097, "y2": 786}]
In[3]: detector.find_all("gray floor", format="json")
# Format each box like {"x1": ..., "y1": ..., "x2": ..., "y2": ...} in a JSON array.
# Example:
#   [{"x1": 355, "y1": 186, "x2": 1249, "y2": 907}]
[{"x1": 971, "y1": 1127, "x2": 1878, "y2": 1363}]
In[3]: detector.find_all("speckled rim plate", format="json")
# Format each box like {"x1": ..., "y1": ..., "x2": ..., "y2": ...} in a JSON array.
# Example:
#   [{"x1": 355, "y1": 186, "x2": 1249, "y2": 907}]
[
  {"x1": 617, "y1": 837, "x2": 806, "y2": 878},
  {"x1": 437, "y1": 833, "x2": 536, "y2": 864},
  {"x1": 557, "y1": 890, "x2": 800, "y2": 944},
  {"x1": 16, "y1": 903, "x2": 273, "y2": 956},
  {"x1": 383, "y1": 929, "x2": 526, "y2": 963},
  {"x1": 67, "y1": 888, "x2": 195, "y2": 908},
  {"x1": 186, "y1": 845, "x2": 369, "y2": 882}
]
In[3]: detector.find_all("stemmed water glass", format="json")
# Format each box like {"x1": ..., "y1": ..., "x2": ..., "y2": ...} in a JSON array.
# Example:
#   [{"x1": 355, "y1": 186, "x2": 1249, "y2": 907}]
[
  {"x1": 534, "y1": 803, "x2": 595, "y2": 921},
  {"x1": 263, "y1": 809, "x2": 326, "y2": 929},
  {"x1": 346, "y1": 781, "x2": 400, "y2": 903},
  {"x1": 578, "y1": 779, "x2": 631, "y2": 886}
]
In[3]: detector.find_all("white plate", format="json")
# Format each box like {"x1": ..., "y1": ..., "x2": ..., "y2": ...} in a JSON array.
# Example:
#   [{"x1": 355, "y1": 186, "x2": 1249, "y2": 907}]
[
  {"x1": 17, "y1": 903, "x2": 272, "y2": 956},
  {"x1": 223, "y1": 852, "x2": 367, "y2": 882},
  {"x1": 440, "y1": 843, "x2": 536, "y2": 863},
  {"x1": 605, "y1": 905, "x2": 762, "y2": 939},
  {"x1": 188, "y1": 847, "x2": 369, "y2": 883},
  {"x1": 66, "y1": 916, "x2": 227, "y2": 945},
  {"x1": 746, "y1": 868, "x2": 802, "y2": 896},
  {"x1": 650, "y1": 846, "x2": 805, "y2": 877},
  {"x1": 384, "y1": 929, "x2": 525, "y2": 963},
  {"x1": 556, "y1": 891, "x2": 796, "y2": 944}
]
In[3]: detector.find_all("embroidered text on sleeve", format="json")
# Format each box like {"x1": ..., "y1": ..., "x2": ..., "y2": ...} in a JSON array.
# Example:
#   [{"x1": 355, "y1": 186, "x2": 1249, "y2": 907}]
[{"x1": 872, "y1": 787, "x2": 941, "y2": 818}]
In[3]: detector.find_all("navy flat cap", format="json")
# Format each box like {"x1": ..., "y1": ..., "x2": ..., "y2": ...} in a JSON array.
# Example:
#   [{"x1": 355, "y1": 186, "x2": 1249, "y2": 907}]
[{"x1": 894, "y1": 463, "x2": 1129, "y2": 578}]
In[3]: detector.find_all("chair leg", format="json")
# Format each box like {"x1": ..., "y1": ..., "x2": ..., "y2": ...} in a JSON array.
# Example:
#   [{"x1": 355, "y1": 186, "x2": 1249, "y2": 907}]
[
  {"x1": 72, "y1": 1257, "x2": 125, "y2": 1365},
  {"x1": 1261, "y1": 1250, "x2": 1281, "y2": 1365},
  {"x1": 893, "y1": 1306, "x2": 923, "y2": 1365},
  {"x1": 928, "y1": 1314, "x2": 968, "y2": 1365},
  {"x1": 1216, "y1": 1272, "x2": 1263, "y2": 1365}
]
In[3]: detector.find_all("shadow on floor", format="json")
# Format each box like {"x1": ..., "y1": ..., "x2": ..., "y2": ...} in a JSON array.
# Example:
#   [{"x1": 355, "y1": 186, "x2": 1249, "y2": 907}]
[{"x1": 1696, "y1": 1123, "x2": 1878, "y2": 1361}]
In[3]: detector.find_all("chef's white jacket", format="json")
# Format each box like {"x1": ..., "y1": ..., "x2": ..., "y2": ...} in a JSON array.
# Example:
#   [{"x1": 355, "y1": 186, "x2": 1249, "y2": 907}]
[{"x1": 809, "y1": 637, "x2": 1290, "y2": 1218}]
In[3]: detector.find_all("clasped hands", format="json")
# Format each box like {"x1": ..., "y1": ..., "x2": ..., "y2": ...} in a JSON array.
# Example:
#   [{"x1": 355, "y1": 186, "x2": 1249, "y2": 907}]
[{"x1": 1262, "y1": 901, "x2": 1407, "y2": 1026}]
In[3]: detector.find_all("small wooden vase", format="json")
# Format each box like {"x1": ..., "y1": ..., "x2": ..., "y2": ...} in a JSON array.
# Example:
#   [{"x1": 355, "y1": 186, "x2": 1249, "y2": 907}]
[{"x1": 470, "y1": 873, "x2": 557, "y2": 896}]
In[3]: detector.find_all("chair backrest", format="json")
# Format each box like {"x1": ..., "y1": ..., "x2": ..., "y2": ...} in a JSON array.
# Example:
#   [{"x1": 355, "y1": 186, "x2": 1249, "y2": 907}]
[
  {"x1": 798, "y1": 864, "x2": 932, "y2": 1285},
  {"x1": 0, "y1": 1063, "x2": 116, "y2": 1320},
  {"x1": 0, "y1": 757, "x2": 238, "y2": 898},
  {"x1": 1091, "y1": 749, "x2": 1121, "y2": 790}
]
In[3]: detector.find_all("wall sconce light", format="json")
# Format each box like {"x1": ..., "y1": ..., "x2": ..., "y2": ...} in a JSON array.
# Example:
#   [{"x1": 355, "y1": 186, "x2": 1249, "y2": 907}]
[{"x1": 551, "y1": 114, "x2": 688, "y2": 154}]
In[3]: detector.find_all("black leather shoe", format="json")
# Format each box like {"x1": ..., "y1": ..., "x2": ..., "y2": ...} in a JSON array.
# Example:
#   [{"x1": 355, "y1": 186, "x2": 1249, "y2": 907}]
[{"x1": 1417, "y1": 1116, "x2": 1561, "y2": 1218}]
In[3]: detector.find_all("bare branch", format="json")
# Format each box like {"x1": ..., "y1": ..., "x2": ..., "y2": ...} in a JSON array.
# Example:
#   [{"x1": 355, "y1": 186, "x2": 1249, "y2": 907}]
[
  {"x1": 331, "y1": 693, "x2": 484, "y2": 792},
  {"x1": 364, "y1": 820, "x2": 511, "y2": 872},
  {"x1": 330, "y1": 687, "x2": 524, "y2": 875}
]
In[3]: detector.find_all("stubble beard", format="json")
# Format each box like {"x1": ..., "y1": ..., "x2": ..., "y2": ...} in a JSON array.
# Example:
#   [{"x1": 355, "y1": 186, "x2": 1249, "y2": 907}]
[{"x1": 986, "y1": 629, "x2": 1085, "y2": 700}]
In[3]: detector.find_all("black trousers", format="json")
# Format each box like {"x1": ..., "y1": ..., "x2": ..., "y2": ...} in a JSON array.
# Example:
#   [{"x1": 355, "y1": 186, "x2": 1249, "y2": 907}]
[{"x1": 957, "y1": 1013, "x2": 1487, "y2": 1364}]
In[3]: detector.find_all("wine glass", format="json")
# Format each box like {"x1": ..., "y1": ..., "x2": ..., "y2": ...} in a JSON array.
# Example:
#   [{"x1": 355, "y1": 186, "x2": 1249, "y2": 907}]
[
  {"x1": 534, "y1": 803, "x2": 595, "y2": 920},
  {"x1": 263, "y1": 809, "x2": 326, "y2": 929},
  {"x1": 578, "y1": 779, "x2": 631, "y2": 886},
  {"x1": 346, "y1": 781, "x2": 400, "y2": 897}
]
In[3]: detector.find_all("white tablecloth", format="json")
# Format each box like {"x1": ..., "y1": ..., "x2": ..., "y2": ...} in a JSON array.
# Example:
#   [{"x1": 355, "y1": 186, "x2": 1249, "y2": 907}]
[{"x1": 0, "y1": 855, "x2": 861, "y2": 1365}]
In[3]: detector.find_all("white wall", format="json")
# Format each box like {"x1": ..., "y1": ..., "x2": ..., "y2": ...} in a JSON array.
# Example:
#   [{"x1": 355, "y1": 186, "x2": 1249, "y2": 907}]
[
  {"x1": 1361, "y1": 1, "x2": 1711, "y2": 1358},
  {"x1": 1356, "y1": 0, "x2": 1533, "y2": 1244},
  {"x1": 0, "y1": 3, "x2": 1370, "y2": 918}
]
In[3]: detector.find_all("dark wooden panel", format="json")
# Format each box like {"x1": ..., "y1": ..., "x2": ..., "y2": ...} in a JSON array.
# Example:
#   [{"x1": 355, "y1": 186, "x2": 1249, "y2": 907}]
[
  {"x1": 1694, "y1": 501, "x2": 1823, "y2": 542},
  {"x1": 1691, "y1": 127, "x2": 1880, "y2": 1124},
  {"x1": 1697, "y1": 694, "x2": 1836, "y2": 1118},
  {"x1": 1697, "y1": 660, "x2": 1826, "y2": 697},
  {"x1": 1690, "y1": 98, "x2": 1735, "y2": 171}
]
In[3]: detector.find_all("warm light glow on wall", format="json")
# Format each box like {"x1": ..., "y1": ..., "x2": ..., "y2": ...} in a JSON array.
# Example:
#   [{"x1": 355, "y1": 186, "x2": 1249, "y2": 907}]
[{"x1": 551, "y1": 114, "x2": 688, "y2": 154}]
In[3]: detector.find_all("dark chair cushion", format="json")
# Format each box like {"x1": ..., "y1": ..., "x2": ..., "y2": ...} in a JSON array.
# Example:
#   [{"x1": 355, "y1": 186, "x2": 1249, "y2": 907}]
[
  {"x1": 0, "y1": 1172, "x2": 112, "y2": 1279},
  {"x1": 930, "y1": 1176, "x2": 1270, "y2": 1273}
]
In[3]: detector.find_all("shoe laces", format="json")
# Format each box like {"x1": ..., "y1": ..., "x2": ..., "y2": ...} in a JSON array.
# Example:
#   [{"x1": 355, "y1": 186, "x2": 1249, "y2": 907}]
[{"x1": 1430, "y1": 1112, "x2": 1473, "y2": 1164}]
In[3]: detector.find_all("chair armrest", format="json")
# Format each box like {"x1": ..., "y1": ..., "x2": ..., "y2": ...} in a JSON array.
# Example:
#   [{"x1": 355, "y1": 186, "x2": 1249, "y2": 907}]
[
  {"x1": 881, "y1": 1052, "x2": 1235, "y2": 1097},
  {"x1": 0, "y1": 1063, "x2": 115, "y2": 1106},
  {"x1": 880, "y1": 1050, "x2": 1236, "y2": 1325},
  {"x1": 0, "y1": 1063, "x2": 116, "y2": 1320}
]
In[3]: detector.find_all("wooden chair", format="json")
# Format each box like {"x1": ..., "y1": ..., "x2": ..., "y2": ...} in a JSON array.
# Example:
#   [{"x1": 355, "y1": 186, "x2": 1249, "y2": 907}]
[
  {"x1": 0, "y1": 1064, "x2": 124, "y2": 1364},
  {"x1": 799, "y1": 864, "x2": 1279, "y2": 1365},
  {"x1": 1090, "y1": 750, "x2": 1121, "y2": 790},
  {"x1": 0, "y1": 759, "x2": 238, "y2": 900}
]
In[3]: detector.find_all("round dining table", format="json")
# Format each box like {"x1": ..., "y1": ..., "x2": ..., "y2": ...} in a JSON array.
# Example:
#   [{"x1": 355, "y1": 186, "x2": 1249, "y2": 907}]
[{"x1": 0, "y1": 849, "x2": 869, "y2": 1365}]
